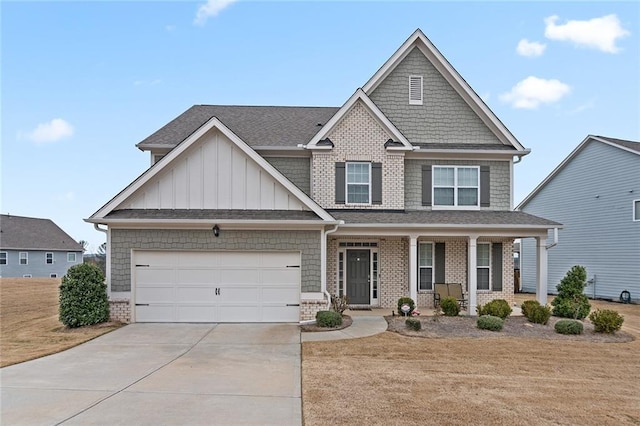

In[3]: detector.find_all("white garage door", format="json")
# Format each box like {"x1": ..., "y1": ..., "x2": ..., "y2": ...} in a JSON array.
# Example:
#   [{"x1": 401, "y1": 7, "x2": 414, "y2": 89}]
[{"x1": 134, "y1": 251, "x2": 300, "y2": 323}]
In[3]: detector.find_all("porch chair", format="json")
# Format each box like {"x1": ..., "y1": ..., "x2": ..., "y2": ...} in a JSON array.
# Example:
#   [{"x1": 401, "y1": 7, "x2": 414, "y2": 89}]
[
  {"x1": 433, "y1": 283, "x2": 449, "y2": 307},
  {"x1": 447, "y1": 283, "x2": 468, "y2": 310}
]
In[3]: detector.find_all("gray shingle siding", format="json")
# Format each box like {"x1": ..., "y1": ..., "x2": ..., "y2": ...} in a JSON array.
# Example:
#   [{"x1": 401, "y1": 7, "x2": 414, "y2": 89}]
[
  {"x1": 405, "y1": 159, "x2": 510, "y2": 211},
  {"x1": 369, "y1": 47, "x2": 501, "y2": 146},
  {"x1": 520, "y1": 140, "x2": 640, "y2": 300},
  {"x1": 0, "y1": 250, "x2": 82, "y2": 278},
  {"x1": 110, "y1": 229, "x2": 321, "y2": 293},
  {"x1": 264, "y1": 157, "x2": 311, "y2": 196}
]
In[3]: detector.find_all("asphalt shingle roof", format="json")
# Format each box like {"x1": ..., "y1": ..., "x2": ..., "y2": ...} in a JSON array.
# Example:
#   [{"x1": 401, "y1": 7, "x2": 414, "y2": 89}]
[
  {"x1": 0, "y1": 215, "x2": 83, "y2": 251},
  {"x1": 106, "y1": 209, "x2": 322, "y2": 221},
  {"x1": 597, "y1": 136, "x2": 640, "y2": 153},
  {"x1": 136, "y1": 105, "x2": 340, "y2": 150}
]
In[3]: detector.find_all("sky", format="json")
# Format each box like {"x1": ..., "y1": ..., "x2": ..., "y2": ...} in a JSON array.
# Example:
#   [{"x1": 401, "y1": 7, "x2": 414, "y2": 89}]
[{"x1": 2, "y1": 1, "x2": 639, "y2": 253}]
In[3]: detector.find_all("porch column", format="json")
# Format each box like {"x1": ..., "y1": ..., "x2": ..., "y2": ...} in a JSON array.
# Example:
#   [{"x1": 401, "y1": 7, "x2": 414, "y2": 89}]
[
  {"x1": 536, "y1": 236, "x2": 548, "y2": 305},
  {"x1": 467, "y1": 235, "x2": 478, "y2": 315},
  {"x1": 409, "y1": 235, "x2": 418, "y2": 303}
]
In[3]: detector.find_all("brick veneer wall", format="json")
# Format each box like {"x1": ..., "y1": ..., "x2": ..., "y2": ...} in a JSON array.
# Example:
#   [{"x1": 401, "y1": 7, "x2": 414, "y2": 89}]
[
  {"x1": 301, "y1": 299, "x2": 328, "y2": 322},
  {"x1": 264, "y1": 157, "x2": 311, "y2": 196},
  {"x1": 109, "y1": 299, "x2": 131, "y2": 323}
]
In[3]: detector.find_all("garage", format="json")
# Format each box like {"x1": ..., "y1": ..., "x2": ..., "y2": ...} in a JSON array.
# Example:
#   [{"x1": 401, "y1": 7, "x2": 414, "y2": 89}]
[{"x1": 133, "y1": 250, "x2": 301, "y2": 323}]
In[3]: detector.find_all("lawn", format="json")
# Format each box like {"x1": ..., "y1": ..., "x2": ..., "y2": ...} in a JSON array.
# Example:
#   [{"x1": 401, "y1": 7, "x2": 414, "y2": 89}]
[
  {"x1": 0, "y1": 278, "x2": 121, "y2": 367},
  {"x1": 302, "y1": 299, "x2": 640, "y2": 425}
]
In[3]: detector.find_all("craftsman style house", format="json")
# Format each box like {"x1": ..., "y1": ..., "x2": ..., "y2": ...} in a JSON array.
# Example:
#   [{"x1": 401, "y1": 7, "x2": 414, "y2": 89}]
[{"x1": 87, "y1": 29, "x2": 559, "y2": 323}]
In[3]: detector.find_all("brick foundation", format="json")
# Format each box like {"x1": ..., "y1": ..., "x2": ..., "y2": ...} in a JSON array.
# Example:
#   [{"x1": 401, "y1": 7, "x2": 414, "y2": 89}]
[
  {"x1": 301, "y1": 299, "x2": 329, "y2": 321},
  {"x1": 109, "y1": 299, "x2": 131, "y2": 323}
]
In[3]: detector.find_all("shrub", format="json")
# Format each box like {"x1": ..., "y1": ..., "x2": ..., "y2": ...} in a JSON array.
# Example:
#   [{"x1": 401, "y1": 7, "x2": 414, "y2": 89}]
[
  {"x1": 521, "y1": 300, "x2": 540, "y2": 318},
  {"x1": 440, "y1": 297, "x2": 460, "y2": 317},
  {"x1": 405, "y1": 318, "x2": 422, "y2": 331},
  {"x1": 315, "y1": 310, "x2": 343, "y2": 328},
  {"x1": 555, "y1": 319, "x2": 584, "y2": 335},
  {"x1": 477, "y1": 315, "x2": 504, "y2": 331},
  {"x1": 551, "y1": 265, "x2": 591, "y2": 319},
  {"x1": 330, "y1": 294, "x2": 349, "y2": 314},
  {"x1": 527, "y1": 304, "x2": 552, "y2": 325},
  {"x1": 589, "y1": 309, "x2": 624, "y2": 333},
  {"x1": 397, "y1": 297, "x2": 416, "y2": 316},
  {"x1": 477, "y1": 299, "x2": 512, "y2": 320},
  {"x1": 59, "y1": 263, "x2": 109, "y2": 328}
]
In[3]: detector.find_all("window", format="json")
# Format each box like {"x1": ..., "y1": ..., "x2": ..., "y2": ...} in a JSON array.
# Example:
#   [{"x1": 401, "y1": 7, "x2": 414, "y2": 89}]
[
  {"x1": 0, "y1": 252, "x2": 6, "y2": 265},
  {"x1": 346, "y1": 162, "x2": 371, "y2": 204},
  {"x1": 67, "y1": 252, "x2": 77, "y2": 262},
  {"x1": 19, "y1": 252, "x2": 28, "y2": 265},
  {"x1": 477, "y1": 243, "x2": 491, "y2": 290},
  {"x1": 634, "y1": 200, "x2": 640, "y2": 221},
  {"x1": 46, "y1": 253, "x2": 54, "y2": 264},
  {"x1": 433, "y1": 166, "x2": 479, "y2": 207},
  {"x1": 419, "y1": 242, "x2": 434, "y2": 291},
  {"x1": 409, "y1": 75, "x2": 423, "y2": 105}
]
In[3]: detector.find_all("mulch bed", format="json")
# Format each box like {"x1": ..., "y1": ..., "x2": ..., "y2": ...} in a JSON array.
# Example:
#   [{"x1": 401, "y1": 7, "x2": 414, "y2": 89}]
[
  {"x1": 300, "y1": 315, "x2": 353, "y2": 332},
  {"x1": 386, "y1": 315, "x2": 634, "y2": 343}
]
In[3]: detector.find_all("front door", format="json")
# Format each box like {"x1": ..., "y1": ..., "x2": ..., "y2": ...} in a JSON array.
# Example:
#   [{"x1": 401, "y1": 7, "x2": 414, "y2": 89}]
[{"x1": 346, "y1": 249, "x2": 370, "y2": 305}]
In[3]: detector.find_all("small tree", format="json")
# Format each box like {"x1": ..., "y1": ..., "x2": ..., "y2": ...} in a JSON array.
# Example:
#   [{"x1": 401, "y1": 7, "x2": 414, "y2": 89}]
[
  {"x1": 59, "y1": 263, "x2": 109, "y2": 327},
  {"x1": 551, "y1": 265, "x2": 591, "y2": 319}
]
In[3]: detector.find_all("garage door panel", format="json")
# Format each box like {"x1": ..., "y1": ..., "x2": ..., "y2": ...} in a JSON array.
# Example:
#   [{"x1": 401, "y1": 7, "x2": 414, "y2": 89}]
[
  {"x1": 136, "y1": 305, "x2": 175, "y2": 322},
  {"x1": 137, "y1": 251, "x2": 176, "y2": 266},
  {"x1": 220, "y1": 269, "x2": 260, "y2": 284},
  {"x1": 220, "y1": 286, "x2": 259, "y2": 302},
  {"x1": 262, "y1": 286, "x2": 299, "y2": 303},
  {"x1": 177, "y1": 305, "x2": 216, "y2": 322},
  {"x1": 177, "y1": 268, "x2": 218, "y2": 284},
  {"x1": 176, "y1": 287, "x2": 216, "y2": 303},
  {"x1": 261, "y1": 269, "x2": 299, "y2": 284},
  {"x1": 261, "y1": 253, "x2": 298, "y2": 268},
  {"x1": 178, "y1": 252, "x2": 218, "y2": 267},
  {"x1": 137, "y1": 286, "x2": 174, "y2": 303},
  {"x1": 136, "y1": 268, "x2": 174, "y2": 284},
  {"x1": 219, "y1": 305, "x2": 261, "y2": 322},
  {"x1": 217, "y1": 252, "x2": 261, "y2": 267}
]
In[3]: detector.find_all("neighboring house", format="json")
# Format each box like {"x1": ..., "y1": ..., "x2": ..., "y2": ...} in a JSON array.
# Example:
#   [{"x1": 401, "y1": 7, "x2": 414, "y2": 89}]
[
  {"x1": 0, "y1": 214, "x2": 83, "y2": 278},
  {"x1": 87, "y1": 29, "x2": 559, "y2": 324},
  {"x1": 518, "y1": 135, "x2": 640, "y2": 302}
]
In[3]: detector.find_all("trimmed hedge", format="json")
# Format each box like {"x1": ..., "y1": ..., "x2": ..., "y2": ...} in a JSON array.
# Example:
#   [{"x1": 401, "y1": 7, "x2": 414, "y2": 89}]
[
  {"x1": 477, "y1": 299, "x2": 512, "y2": 320},
  {"x1": 405, "y1": 318, "x2": 422, "y2": 331},
  {"x1": 589, "y1": 309, "x2": 624, "y2": 333},
  {"x1": 521, "y1": 300, "x2": 540, "y2": 318},
  {"x1": 59, "y1": 263, "x2": 109, "y2": 328},
  {"x1": 440, "y1": 297, "x2": 460, "y2": 317},
  {"x1": 316, "y1": 310, "x2": 343, "y2": 327},
  {"x1": 477, "y1": 315, "x2": 504, "y2": 331},
  {"x1": 555, "y1": 319, "x2": 584, "y2": 335},
  {"x1": 397, "y1": 297, "x2": 416, "y2": 316},
  {"x1": 527, "y1": 304, "x2": 552, "y2": 325}
]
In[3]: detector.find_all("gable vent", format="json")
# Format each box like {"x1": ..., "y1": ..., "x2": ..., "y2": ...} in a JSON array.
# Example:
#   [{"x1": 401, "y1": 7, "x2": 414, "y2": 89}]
[{"x1": 409, "y1": 75, "x2": 423, "y2": 105}]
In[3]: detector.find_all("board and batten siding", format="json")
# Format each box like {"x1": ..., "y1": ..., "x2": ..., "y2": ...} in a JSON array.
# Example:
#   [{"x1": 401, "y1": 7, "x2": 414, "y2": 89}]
[
  {"x1": 520, "y1": 140, "x2": 640, "y2": 301},
  {"x1": 120, "y1": 129, "x2": 309, "y2": 211}
]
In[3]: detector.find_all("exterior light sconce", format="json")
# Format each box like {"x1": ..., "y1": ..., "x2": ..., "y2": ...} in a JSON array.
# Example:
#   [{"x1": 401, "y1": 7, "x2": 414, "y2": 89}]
[{"x1": 213, "y1": 225, "x2": 220, "y2": 237}]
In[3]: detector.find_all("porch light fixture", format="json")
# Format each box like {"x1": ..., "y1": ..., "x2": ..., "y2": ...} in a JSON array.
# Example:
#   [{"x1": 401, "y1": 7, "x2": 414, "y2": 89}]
[{"x1": 213, "y1": 224, "x2": 220, "y2": 237}]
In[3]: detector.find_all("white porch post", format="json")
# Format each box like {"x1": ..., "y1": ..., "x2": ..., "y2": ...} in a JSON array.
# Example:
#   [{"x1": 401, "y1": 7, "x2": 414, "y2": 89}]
[
  {"x1": 536, "y1": 236, "x2": 548, "y2": 305},
  {"x1": 409, "y1": 235, "x2": 418, "y2": 303},
  {"x1": 467, "y1": 235, "x2": 478, "y2": 315}
]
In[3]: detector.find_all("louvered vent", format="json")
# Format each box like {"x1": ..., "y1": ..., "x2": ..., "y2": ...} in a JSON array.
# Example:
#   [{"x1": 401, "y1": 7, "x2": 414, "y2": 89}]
[{"x1": 409, "y1": 75, "x2": 423, "y2": 105}]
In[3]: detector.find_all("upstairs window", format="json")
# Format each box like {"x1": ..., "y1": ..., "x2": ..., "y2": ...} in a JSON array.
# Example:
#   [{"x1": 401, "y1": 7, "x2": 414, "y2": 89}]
[
  {"x1": 46, "y1": 253, "x2": 54, "y2": 264},
  {"x1": 409, "y1": 75, "x2": 423, "y2": 105},
  {"x1": 346, "y1": 162, "x2": 371, "y2": 204},
  {"x1": 433, "y1": 166, "x2": 479, "y2": 208},
  {"x1": 0, "y1": 252, "x2": 7, "y2": 265},
  {"x1": 19, "y1": 252, "x2": 28, "y2": 265},
  {"x1": 67, "y1": 252, "x2": 77, "y2": 262}
]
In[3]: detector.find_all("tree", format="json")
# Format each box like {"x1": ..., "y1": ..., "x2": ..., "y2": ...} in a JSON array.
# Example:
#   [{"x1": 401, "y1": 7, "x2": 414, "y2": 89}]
[
  {"x1": 78, "y1": 240, "x2": 89, "y2": 253},
  {"x1": 551, "y1": 265, "x2": 591, "y2": 319},
  {"x1": 96, "y1": 243, "x2": 107, "y2": 275}
]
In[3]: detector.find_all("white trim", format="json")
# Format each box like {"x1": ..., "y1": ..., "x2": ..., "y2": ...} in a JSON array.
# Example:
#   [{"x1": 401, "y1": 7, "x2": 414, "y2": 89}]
[
  {"x1": 633, "y1": 199, "x2": 640, "y2": 222},
  {"x1": 0, "y1": 252, "x2": 6, "y2": 265},
  {"x1": 476, "y1": 242, "x2": 491, "y2": 291},
  {"x1": 409, "y1": 75, "x2": 423, "y2": 105},
  {"x1": 19, "y1": 252, "x2": 28, "y2": 265},
  {"x1": 46, "y1": 252, "x2": 54, "y2": 264},
  {"x1": 339, "y1": 244, "x2": 379, "y2": 305},
  {"x1": 67, "y1": 252, "x2": 77, "y2": 262},
  {"x1": 346, "y1": 162, "x2": 372, "y2": 205}
]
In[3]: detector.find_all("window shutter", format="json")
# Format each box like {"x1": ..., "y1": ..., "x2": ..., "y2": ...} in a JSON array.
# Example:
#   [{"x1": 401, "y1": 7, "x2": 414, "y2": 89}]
[
  {"x1": 434, "y1": 243, "x2": 446, "y2": 283},
  {"x1": 422, "y1": 165, "x2": 432, "y2": 206},
  {"x1": 335, "y1": 162, "x2": 345, "y2": 204},
  {"x1": 409, "y1": 75, "x2": 423, "y2": 105},
  {"x1": 480, "y1": 166, "x2": 490, "y2": 207},
  {"x1": 492, "y1": 243, "x2": 503, "y2": 291},
  {"x1": 371, "y1": 163, "x2": 382, "y2": 205}
]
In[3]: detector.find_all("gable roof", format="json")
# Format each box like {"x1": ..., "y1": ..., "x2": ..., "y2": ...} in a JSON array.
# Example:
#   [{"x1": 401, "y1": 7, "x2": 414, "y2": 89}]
[
  {"x1": 88, "y1": 117, "x2": 336, "y2": 223},
  {"x1": 136, "y1": 105, "x2": 340, "y2": 151},
  {"x1": 0, "y1": 215, "x2": 83, "y2": 251},
  {"x1": 517, "y1": 135, "x2": 640, "y2": 209},
  {"x1": 362, "y1": 29, "x2": 527, "y2": 153}
]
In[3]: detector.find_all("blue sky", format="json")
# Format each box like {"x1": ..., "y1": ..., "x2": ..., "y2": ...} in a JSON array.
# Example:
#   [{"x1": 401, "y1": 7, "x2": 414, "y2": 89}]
[{"x1": 2, "y1": 1, "x2": 639, "y2": 252}]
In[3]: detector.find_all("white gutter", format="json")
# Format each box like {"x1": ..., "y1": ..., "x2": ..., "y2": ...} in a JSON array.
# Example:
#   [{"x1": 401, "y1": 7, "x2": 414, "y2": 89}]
[{"x1": 546, "y1": 227, "x2": 559, "y2": 249}]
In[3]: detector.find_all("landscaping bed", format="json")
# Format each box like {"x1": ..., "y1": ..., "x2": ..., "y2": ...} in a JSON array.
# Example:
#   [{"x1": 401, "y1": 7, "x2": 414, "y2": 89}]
[{"x1": 300, "y1": 315, "x2": 352, "y2": 332}]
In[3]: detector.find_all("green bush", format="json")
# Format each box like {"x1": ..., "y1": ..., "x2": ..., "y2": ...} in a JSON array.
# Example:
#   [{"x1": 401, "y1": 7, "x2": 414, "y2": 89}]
[
  {"x1": 477, "y1": 315, "x2": 504, "y2": 331},
  {"x1": 521, "y1": 300, "x2": 541, "y2": 318},
  {"x1": 440, "y1": 297, "x2": 460, "y2": 317},
  {"x1": 477, "y1": 299, "x2": 512, "y2": 320},
  {"x1": 589, "y1": 309, "x2": 624, "y2": 333},
  {"x1": 405, "y1": 318, "x2": 422, "y2": 331},
  {"x1": 551, "y1": 265, "x2": 591, "y2": 319},
  {"x1": 555, "y1": 319, "x2": 584, "y2": 335},
  {"x1": 330, "y1": 294, "x2": 349, "y2": 314},
  {"x1": 315, "y1": 310, "x2": 343, "y2": 328},
  {"x1": 527, "y1": 304, "x2": 552, "y2": 325},
  {"x1": 397, "y1": 297, "x2": 416, "y2": 316},
  {"x1": 59, "y1": 263, "x2": 109, "y2": 328}
]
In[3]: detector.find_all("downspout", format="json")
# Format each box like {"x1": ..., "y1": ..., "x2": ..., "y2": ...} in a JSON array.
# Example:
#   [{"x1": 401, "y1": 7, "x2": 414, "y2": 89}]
[
  {"x1": 545, "y1": 228, "x2": 559, "y2": 249},
  {"x1": 321, "y1": 222, "x2": 343, "y2": 309},
  {"x1": 93, "y1": 224, "x2": 110, "y2": 297}
]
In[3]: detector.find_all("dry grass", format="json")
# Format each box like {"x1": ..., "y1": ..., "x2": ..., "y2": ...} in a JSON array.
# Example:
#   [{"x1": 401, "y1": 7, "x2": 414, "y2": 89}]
[
  {"x1": 303, "y1": 298, "x2": 640, "y2": 425},
  {"x1": 0, "y1": 278, "x2": 122, "y2": 367}
]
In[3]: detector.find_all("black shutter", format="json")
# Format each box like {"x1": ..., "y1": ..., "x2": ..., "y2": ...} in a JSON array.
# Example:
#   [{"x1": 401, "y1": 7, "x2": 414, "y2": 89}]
[
  {"x1": 422, "y1": 165, "x2": 432, "y2": 206},
  {"x1": 434, "y1": 243, "x2": 446, "y2": 283},
  {"x1": 492, "y1": 243, "x2": 503, "y2": 291},
  {"x1": 335, "y1": 162, "x2": 345, "y2": 204},
  {"x1": 371, "y1": 163, "x2": 382, "y2": 205},
  {"x1": 480, "y1": 166, "x2": 490, "y2": 207}
]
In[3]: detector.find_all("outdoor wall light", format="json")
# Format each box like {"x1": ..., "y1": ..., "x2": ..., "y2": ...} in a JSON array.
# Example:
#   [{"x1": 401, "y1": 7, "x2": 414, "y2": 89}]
[{"x1": 213, "y1": 224, "x2": 220, "y2": 237}]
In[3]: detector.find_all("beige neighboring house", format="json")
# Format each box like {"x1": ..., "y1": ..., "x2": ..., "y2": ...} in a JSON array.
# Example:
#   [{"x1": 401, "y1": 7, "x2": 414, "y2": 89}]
[{"x1": 87, "y1": 29, "x2": 559, "y2": 324}]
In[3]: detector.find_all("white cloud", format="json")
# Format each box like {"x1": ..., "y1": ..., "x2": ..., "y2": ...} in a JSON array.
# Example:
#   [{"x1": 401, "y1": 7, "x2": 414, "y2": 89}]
[
  {"x1": 544, "y1": 14, "x2": 630, "y2": 53},
  {"x1": 57, "y1": 191, "x2": 76, "y2": 202},
  {"x1": 194, "y1": 0, "x2": 237, "y2": 26},
  {"x1": 516, "y1": 39, "x2": 546, "y2": 57},
  {"x1": 500, "y1": 76, "x2": 571, "y2": 109},
  {"x1": 26, "y1": 118, "x2": 74, "y2": 143}
]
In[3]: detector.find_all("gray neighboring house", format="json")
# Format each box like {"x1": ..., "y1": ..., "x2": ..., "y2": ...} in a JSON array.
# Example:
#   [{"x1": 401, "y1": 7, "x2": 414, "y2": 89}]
[
  {"x1": 518, "y1": 135, "x2": 640, "y2": 301},
  {"x1": 0, "y1": 214, "x2": 83, "y2": 278}
]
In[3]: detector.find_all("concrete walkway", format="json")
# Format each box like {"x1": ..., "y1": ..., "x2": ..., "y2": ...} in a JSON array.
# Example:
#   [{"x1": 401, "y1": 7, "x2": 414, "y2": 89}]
[
  {"x1": 1, "y1": 323, "x2": 301, "y2": 426},
  {"x1": 301, "y1": 310, "x2": 389, "y2": 342}
]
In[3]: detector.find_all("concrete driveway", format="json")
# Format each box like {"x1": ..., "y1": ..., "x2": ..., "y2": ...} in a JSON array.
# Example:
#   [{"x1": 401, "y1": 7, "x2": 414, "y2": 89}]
[{"x1": 1, "y1": 323, "x2": 301, "y2": 425}]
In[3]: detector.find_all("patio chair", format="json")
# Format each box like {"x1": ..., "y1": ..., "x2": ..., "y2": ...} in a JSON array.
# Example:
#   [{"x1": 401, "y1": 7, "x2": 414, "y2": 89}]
[
  {"x1": 447, "y1": 283, "x2": 468, "y2": 310},
  {"x1": 433, "y1": 283, "x2": 449, "y2": 307}
]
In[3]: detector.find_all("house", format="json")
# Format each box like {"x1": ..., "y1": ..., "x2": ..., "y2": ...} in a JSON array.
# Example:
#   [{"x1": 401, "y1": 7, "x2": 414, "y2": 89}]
[
  {"x1": 0, "y1": 214, "x2": 83, "y2": 278},
  {"x1": 86, "y1": 29, "x2": 560, "y2": 324},
  {"x1": 518, "y1": 135, "x2": 640, "y2": 302}
]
